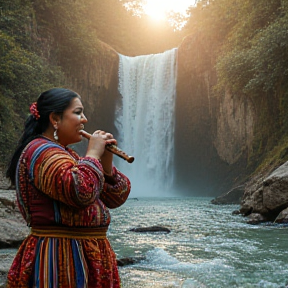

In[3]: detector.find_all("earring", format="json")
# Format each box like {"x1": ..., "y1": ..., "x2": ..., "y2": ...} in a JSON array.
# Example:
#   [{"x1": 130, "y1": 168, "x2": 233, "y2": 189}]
[{"x1": 53, "y1": 125, "x2": 59, "y2": 141}]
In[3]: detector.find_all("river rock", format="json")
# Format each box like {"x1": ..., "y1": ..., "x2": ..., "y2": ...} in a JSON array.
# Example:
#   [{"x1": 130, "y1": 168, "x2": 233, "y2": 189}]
[
  {"x1": 211, "y1": 185, "x2": 244, "y2": 205},
  {"x1": 246, "y1": 213, "x2": 267, "y2": 225},
  {"x1": 0, "y1": 190, "x2": 29, "y2": 248},
  {"x1": 274, "y1": 207, "x2": 288, "y2": 223},
  {"x1": 116, "y1": 256, "x2": 145, "y2": 267},
  {"x1": 232, "y1": 210, "x2": 241, "y2": 215},
  {"x1": 129, "y1": 226, "x2": 170, "y2": 233},
  {"x1": 0, "y1": 251, "x2": 15, "y2": 287},
  {"x1": 240, "y1": 161, "x2": 288, "y2": 222},
  {"x1": 0, "y1": 169, "x2": 11, "y2": 190}
]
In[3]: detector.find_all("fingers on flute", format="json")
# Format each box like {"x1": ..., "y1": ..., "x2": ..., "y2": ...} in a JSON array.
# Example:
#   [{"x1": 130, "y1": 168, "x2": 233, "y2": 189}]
[
  {"x1": 80, "y1": 130, "x2": 91, "y2": 139},
  {"x1": 93, "y1": 130, "x2": 114, "y2": 140},
  {"x1": 106, "y1": 139, "x2": 117, "y2": 146},
  {"x1": 105, "y1": 132, "x2": 114, "y2": 140},
  {"x1": 93, "y1": 130, "x2": 101, "y2": 135}
]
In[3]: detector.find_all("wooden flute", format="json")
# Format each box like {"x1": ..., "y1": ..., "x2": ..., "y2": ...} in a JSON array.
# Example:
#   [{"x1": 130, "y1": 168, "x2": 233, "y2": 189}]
[{"x1": 81, "y1": 130, "x2": 134, "y2": 163}]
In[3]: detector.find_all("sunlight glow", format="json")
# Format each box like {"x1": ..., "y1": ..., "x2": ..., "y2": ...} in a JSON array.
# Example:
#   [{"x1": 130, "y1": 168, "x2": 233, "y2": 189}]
[
  {"x1": 143, "y1": 2, "x2": 166, "y2": 21},
  {"x1": 143, "y1": 0, "x2": 195, "y2": 21}
]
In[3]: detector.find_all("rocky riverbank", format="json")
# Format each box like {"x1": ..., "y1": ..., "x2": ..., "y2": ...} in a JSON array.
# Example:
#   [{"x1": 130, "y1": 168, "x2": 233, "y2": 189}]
[
  {"x1": 0, "y1": 188, "x2": 30, "y2": 287},
  {"x1": 239, "y1": 161, "x2": 288, "y2": 224},
  {"x1": 211, "y1": 160, "x2": 288, "y2": 225}
]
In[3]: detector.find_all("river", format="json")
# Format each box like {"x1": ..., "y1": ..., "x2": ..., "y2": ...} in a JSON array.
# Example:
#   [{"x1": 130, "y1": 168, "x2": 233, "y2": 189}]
[
  {"x1": 109, "y1": 197, "x2": 288, "y2": 288},
  {"x1": 1, "y1": 198, "x2": 288, "y2": 287}
]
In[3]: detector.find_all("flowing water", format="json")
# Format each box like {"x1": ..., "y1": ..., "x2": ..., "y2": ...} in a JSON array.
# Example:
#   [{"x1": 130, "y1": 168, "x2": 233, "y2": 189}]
[
  {"x1": 109, "y1": 197, "x2": 288, "y2": 288},
  {"x1": 1, "y1": 197, "x2": 288, "y2": 287},
  {"x1": 116, "y1": 49, "x2": 178, "y2": 197}
]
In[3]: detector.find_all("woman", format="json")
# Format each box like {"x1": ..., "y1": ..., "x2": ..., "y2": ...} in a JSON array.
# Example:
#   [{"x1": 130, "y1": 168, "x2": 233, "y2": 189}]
[{"x1": 6, "y1": 88, "x2": 131, "y2": 288}]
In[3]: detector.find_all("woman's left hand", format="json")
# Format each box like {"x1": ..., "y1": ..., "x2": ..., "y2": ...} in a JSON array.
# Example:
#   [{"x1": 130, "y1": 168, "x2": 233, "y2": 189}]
[{"x1": 93, "y1": 130, "x2": 116, "y2": 175}]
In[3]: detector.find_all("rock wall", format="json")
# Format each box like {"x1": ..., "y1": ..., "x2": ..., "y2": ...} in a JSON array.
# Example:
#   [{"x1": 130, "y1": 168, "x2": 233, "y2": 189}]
[
  {"x1": 174, "y1": 34, "x2": 255, "y2": 195},
  {"x1": 214, "y1": 91, "x2": 255, "y2": 165},
  {"x1": 68, "y1": 41, "x2": 120, "y2": 136}
]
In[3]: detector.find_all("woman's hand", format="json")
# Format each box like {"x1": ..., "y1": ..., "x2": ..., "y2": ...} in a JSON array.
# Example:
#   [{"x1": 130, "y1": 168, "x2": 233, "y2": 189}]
[{"x1": 83, "y1": 130, "x2": 117, "y2": 175}]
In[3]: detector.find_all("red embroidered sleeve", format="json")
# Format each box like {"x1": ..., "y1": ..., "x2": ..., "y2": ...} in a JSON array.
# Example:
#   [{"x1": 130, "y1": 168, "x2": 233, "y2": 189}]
[
  {"x1": 100, "y1": 166, "x2": 131, "y2": 209},
  {"x1": 28, "y1": 142, "x2": 104, "y2": 208}
]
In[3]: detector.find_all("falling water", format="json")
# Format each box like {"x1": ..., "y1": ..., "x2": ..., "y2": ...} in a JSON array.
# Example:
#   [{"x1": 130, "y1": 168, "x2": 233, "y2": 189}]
[{"x1": 115, "y1": 49, "x2": 178, "y2": 197}]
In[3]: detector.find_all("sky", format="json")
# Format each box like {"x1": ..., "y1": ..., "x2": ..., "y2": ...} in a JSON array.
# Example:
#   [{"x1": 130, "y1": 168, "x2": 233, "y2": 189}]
[{"x1": 142, "y1": 0, "x2": 196, "y2": 20}]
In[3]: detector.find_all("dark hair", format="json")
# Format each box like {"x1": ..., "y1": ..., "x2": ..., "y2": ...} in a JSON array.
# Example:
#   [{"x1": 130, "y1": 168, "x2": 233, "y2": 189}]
[{"x1": 6, "y1": 88, "x2": 80, "y2": 185}]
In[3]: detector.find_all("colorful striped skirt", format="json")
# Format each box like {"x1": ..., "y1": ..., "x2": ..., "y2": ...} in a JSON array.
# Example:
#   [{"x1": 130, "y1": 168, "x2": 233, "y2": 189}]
[{"x1": 7, "y1": 227, "x2": 121, "y2": 288}]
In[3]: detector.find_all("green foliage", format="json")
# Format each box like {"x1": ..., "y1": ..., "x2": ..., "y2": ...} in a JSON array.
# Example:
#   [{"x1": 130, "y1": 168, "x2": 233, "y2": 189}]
[
  {"x1": 253, "y1": 133, "x2": 288, "y2": 175},
  {"x1": 32, "y1": 0, "x2": 101, "y2": 72},
  {"x1": 0, "y1": 0, "x2": 34, "y2": 50},
  {"x1": 215, "y1": 0, "x2": 287, "y2": 94},
  {"x1": 0, "y1": 30, "x2": 65, "y2": 166},
  {"x1": 247, "y1": 13, "x2": 288, "y2": 93},
  {"x1": 186, "y1": 0, "x2": 285, "y2": 95},
  {"x1": 0, "y1": 0, "x2": 67, "y2": 168}
]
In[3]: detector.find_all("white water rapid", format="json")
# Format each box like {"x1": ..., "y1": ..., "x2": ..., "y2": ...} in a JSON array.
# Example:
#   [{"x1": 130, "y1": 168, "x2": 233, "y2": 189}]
[{"x1": 115, "y1": 49, "x2": 178, "y2": 197}]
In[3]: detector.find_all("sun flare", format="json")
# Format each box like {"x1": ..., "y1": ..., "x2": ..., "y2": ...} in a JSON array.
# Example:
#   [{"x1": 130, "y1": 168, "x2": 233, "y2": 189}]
[
  {"x1": 142, "y1": 0, "x2": 195, "y2": 21},
  {"x1": 143, "y1": 1, "x2": 166, "y2": 21}
]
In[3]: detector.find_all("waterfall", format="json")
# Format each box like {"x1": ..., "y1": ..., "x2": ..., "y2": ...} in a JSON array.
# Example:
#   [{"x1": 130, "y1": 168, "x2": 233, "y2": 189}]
[{"x1": 115, "y1": 48, "x2": 178, "y2": 197}]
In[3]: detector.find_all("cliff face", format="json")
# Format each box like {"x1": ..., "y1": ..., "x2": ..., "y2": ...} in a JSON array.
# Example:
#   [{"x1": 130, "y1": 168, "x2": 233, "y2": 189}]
[
  {"x1": 68, "y1": 41, "x2": 120, "y2": 137},
  {"x1": 174, "y1": 34, "x2": 255, "y2": 195},
  {"x1": 214, "y1": 91, "x2": 255, "y2": 165}
]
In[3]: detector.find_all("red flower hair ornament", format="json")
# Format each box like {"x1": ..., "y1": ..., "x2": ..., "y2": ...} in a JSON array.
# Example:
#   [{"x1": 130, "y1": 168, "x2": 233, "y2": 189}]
[{"x1": 29, "y1": 102, "x2": 40, "y2": 120}]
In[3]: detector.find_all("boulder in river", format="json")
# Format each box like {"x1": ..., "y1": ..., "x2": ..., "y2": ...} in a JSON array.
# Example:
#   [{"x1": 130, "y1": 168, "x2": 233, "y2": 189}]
[
  {"x1": 129, "y1": 226, "x2": 170, "y2": 233},
  {"x1": 116, "y1": 256, "x2": 145, "y2": 266},
  {"x1": 240, "y1": 161, "x2": 288, "y2": 223},
  {"x1": 246, "y1": 213, "x2": 267, "y2": 225},
  {"x1": 211, "y1": 185, "x2": 245, "y2": 205},
  {"x1": 274, "y1": 207, "x2": 288, "y2": 223}
]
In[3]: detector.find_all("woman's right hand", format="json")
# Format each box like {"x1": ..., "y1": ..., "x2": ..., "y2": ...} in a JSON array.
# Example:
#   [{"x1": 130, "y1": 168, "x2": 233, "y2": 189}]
[
  {"x1": 81, "y1": 130, "x2": 117, "y2": 169},
  {"x1": 82, "y1": 130, "x2": 107, "y2": 160}
]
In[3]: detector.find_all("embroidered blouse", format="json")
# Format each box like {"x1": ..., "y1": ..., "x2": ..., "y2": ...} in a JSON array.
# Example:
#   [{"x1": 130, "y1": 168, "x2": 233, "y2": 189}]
[{"x1": 16, "y1": 137, "x2": 131, "y2": 228}]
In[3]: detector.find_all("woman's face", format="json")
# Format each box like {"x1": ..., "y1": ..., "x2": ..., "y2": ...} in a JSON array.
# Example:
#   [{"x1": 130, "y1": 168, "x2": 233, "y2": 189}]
[{"x1": 57, "y1": 97, "x2": 88, "y2": 146}]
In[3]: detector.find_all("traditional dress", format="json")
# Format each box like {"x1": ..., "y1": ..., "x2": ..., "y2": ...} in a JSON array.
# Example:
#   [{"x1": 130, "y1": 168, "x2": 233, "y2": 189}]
[{"x1": 7, "y1": 137, "x2": 131, "y2": 288}]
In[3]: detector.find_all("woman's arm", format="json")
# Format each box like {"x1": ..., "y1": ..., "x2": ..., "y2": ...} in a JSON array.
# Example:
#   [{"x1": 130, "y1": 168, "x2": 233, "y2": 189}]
[
  {"x1": 26, "y1": 140, "x2": 105, "y2": 208},
  {"x1": 100, "y1": 166, "x2": 131, "y2": 209}
]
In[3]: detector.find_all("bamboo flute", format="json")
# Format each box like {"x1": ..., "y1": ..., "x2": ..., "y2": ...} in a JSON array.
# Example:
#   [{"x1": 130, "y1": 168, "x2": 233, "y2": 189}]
[{"x1": 81, "y1": 130, "x2": 134, "y2": 163}]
